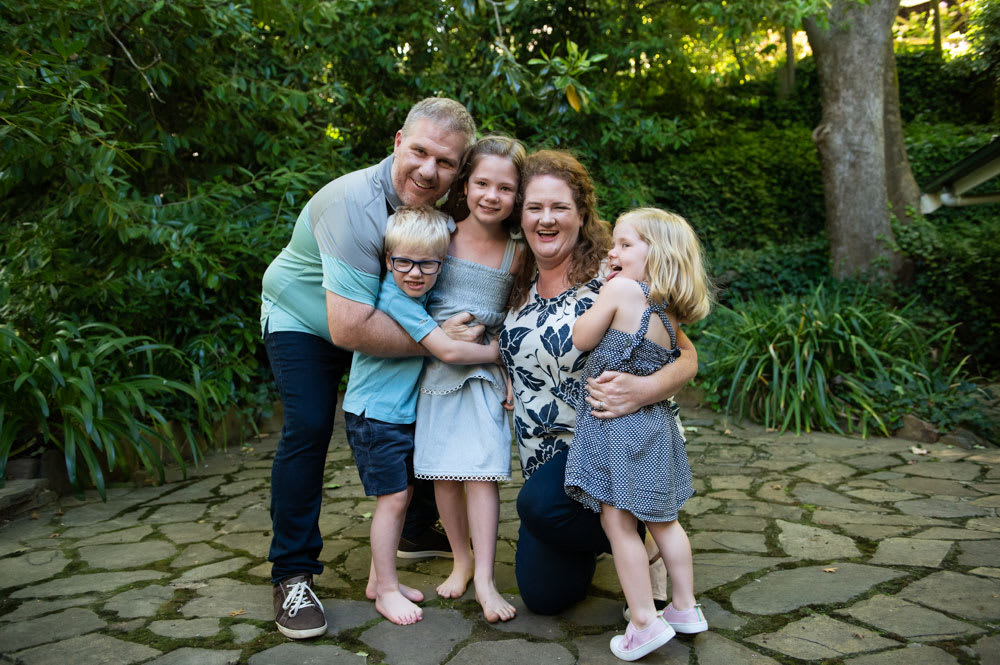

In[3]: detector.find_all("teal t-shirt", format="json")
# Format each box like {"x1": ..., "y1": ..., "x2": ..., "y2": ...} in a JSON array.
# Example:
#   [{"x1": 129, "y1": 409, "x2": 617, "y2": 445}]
[{"x1": 341, "y1": 275, "x2": 437, "y2": 424}]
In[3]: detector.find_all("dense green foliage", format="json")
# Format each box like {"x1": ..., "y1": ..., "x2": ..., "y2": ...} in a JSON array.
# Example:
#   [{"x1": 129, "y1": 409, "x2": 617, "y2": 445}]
[
  {"x1": 0, "y1": 322, "x2": 207, "y2": 497},
  {"x1": 1, "y1": 0, "x2": 998, "y2": 487},
  {"x1": 894, "y1": 213, "x2": 1000, "y2": 373},
  {"x1": 698, "y1": 285, "x2": 990, "y2": 437}
]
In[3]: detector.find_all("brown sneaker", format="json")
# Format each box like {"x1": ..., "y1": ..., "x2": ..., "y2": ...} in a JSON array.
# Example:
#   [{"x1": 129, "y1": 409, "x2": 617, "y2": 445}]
[{"x1": 273, "y1": 574, "x2": 327, "y2": 639}]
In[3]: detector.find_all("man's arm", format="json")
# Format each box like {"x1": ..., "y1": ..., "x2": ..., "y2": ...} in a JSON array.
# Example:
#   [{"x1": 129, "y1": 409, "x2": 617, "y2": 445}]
[
  {"x1": 327, "y1": 291, "x2": 424, "y2": 357},
  {"x1": 327, "y1": 291, "x2": 486, "y2": 358}
]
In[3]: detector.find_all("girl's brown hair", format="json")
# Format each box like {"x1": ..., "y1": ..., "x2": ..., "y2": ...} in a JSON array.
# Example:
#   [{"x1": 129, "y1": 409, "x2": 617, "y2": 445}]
[{"x1": 443, "y1": 135, "x2": 526, "y2": 233}]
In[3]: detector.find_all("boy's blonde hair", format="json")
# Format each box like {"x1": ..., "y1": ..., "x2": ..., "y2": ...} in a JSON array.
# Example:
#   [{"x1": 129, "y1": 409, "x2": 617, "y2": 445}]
[
  {"x1": 384, "y1": 205, "x2": 451, "y2": 258},
  {"x1": 616, "y1": 208, "x2": 712, "y2": 324}
]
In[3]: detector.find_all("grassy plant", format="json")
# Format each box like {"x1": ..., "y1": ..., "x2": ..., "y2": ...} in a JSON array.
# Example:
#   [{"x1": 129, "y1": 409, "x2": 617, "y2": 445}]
[
  {"x1": 0, "y1": 322, "x2": 209, "y2": 498},
  {"x1": 699, "y1": 284, "x2": 989, "y2": 438}
]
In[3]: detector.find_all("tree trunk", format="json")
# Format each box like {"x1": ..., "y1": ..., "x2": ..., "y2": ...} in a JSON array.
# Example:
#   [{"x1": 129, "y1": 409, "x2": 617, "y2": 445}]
[
  {"x1": 883, "y1": 39, "x2": 921, "y2": 225},
  {"x1": 804, "y1": 0, "x2": 904, "y2": 280},
  {"x1": 932, "y1": 1, "x2": 943, "y2": 58},
  {"x1": 777, "y1": 24, "x2": 797, "y2": 100}
]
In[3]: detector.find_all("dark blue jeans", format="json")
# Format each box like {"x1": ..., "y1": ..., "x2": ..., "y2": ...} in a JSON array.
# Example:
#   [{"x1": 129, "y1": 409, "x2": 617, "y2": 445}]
[
  {"x1": 264, "y1": 328, "x2": 438, "y2": 583},
  {"x1": 514, "y1": 449, "x2": 612, "y2": 615},
  {"x1": 265, "y1": 329, "x2": 351, "y2": 583}
]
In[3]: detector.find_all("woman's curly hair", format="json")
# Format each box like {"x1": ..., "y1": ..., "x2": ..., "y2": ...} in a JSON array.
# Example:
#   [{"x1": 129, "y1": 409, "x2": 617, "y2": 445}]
[{"x1": 508, "y1": 150, "x2": 611, "y2": 310}]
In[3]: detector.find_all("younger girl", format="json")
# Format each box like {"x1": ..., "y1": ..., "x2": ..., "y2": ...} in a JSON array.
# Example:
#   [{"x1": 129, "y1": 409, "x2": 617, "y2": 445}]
[
  {"x1": 565, "y1": 208, "x2": 711, "y2": 661},
  {"x1": 412, "y1": 136, "x2": 525, "y2": 623}
]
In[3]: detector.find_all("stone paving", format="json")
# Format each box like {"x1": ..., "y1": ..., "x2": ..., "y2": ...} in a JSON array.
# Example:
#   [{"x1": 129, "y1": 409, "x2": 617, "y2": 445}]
[{"x1": 1, "y1": 405, "x2": 998, "y2": 665}]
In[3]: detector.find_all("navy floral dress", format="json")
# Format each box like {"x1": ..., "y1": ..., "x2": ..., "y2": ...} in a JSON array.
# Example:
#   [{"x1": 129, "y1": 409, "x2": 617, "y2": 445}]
[{"x1": 499, "y1": 276, "x2": 603, "y2": 478}]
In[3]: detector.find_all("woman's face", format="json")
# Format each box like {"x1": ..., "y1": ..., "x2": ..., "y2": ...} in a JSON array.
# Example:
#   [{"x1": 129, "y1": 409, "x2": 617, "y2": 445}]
[{"x1": 521, "y1": 175, "x2": 584, "y2": 270}]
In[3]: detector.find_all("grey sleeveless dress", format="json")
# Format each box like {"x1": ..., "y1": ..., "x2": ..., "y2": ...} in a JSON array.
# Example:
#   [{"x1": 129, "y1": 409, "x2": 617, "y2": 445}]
[
  {"x1": 413, "y1": 239, "x2": 518, "y2": 481},
  {"x1": 564, "y1": 282, "x2": 693, "y2": 522}
]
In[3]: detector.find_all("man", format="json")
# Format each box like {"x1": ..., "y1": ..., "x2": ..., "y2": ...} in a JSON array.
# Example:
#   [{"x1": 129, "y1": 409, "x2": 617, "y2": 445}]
[{"x1": 260, "y1": 97, "x2": 479, "y2": 639}]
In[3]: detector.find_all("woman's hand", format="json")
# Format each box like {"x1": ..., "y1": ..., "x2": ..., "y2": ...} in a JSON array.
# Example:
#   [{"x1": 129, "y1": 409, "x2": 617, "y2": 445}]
[
  {"x1": 586, "y1": 359, "x2": 696, "y2": 419},
  {"x1": 585, "y1": 371, "x2": 651, "y2": 419},
  {"x1": 586, "y1": 329, "x2": 699, "y2": 418},
  {"x1": 441, "y1": 311, "x2": 485, "y2": 343}
]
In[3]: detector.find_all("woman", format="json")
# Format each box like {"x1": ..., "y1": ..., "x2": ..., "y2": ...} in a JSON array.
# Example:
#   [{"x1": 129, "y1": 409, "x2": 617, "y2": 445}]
[{"x1": 499, "y1": 150, "x2": 697, "y2": 615}]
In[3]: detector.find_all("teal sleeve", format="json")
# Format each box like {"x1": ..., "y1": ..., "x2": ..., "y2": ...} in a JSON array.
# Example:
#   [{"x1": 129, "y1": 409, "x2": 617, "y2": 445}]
[
  {"x1": 377, "y1": 279, "x2": 437, "y2": 342},
  {"x1": 324, "y1": 255, "x2": 380, "y2": 307}
]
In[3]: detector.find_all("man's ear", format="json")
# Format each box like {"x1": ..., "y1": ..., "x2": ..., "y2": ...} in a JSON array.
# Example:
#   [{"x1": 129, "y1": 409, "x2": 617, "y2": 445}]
[{"x1": 393, "y1": 130, "x2": 404, "y2": 151}]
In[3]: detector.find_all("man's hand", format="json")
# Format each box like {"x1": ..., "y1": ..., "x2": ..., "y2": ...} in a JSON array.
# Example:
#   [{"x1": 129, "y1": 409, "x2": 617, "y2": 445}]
[{"x1": 441, "y1": 311, "x2": 485, "y2": 343}]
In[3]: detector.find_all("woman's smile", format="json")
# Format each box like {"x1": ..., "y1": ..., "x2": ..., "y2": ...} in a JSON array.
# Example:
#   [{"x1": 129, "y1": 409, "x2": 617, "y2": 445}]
[{"x1": 521, "y1": 175, "x2": 583, "y2": 270}]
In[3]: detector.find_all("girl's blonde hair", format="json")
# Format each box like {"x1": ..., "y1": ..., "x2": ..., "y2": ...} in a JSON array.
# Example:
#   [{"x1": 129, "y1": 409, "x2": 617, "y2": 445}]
[{"x1": 617, "y1": 208, "x2": 712, "y2": 324}]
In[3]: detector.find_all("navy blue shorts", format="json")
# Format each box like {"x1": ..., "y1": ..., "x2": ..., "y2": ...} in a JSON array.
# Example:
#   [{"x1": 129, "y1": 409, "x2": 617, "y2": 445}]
[{"x1": 344, "y1": 412, "x2": 415, "y2": 496}]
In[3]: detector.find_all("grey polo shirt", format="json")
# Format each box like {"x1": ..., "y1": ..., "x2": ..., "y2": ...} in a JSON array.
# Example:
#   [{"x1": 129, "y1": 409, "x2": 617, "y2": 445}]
[{"x1": 260, "y1": 155, "x2": 412, "y2": 343}]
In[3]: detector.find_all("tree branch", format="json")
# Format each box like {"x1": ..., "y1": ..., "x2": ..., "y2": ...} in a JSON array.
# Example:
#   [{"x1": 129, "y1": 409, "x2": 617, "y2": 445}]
[{"x1": 98, "y1": 0, "x2": 164, "y2": 103}]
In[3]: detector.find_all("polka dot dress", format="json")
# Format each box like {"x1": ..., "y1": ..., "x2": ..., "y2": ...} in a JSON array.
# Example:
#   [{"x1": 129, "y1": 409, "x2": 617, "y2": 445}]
[{"x1": 564, "y1": 282, "x2": 694, "y2": 523}]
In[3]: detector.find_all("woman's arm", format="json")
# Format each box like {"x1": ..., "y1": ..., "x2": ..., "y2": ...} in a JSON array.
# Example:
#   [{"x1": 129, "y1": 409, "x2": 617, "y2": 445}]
[
  {"x1": 421, "y1": 327, "x2": 499, "y2": 365},
  {"x1": 584, "y1": 327, "x2": 697, "y2": 419}
]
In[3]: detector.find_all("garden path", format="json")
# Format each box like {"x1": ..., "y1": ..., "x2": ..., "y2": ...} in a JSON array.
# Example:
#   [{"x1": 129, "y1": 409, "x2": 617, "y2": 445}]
[{"x1": 1, "y1": 405, "x2": 998, "y2": 664}]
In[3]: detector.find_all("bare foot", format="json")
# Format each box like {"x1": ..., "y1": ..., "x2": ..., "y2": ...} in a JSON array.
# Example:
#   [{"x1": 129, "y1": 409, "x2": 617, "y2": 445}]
[
  {"x1": 375, "y1": 589, "x2": 423, "y2": 625},
  {"x1": 436, "y1": 564, "x2": 473, "y2": 599},
  {"x1": 367, "y1": 581, "x2": 424, "y2": 603},
  {"x1": 475, "y1": 579, "x2": 516, "y2": 622}
]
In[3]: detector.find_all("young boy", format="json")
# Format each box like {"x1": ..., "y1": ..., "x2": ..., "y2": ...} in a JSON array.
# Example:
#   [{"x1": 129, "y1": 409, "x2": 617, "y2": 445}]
[{"x1": 341, "y1": 205, "x2": 498, "y2": 626}]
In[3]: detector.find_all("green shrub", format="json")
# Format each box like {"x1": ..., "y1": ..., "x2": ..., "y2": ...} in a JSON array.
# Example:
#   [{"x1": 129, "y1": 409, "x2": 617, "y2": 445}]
[
  {"x1": 698, "y1": 284, "x2": 990, "y2": 438},
  {"x1": 895, "y1": 47, "x2": 994, "y2": 123},
  {"x1": 708, "y1": 237, "x2": 831, "y2": 303},
  {"x1": 651, "y1": 122, "x2": 826, "y2": 251},
  {"x1": 893, "y1": 213, "x2": 1000, "y2": 375},
  {"x1": 0, "y1": 322, "x2": 209, "y2": 498},
  {"x1": 905, "y1": 122, "x2": 1000, "y2": 188}
]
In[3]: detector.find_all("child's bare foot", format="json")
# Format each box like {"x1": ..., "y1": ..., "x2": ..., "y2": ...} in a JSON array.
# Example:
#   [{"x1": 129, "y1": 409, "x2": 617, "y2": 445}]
[
  {"x1": 375, "y1": 589, "x2": 423, "y2": 625},
  {"x1": 436, "y1": 564, "x2": 473, "y2": 599},
  {"x1": 367, "y1": 580, "x2": 424, "y2": 603},
  {"x1": 475, "y1": 579, "x2": 516, "y2": 622}
]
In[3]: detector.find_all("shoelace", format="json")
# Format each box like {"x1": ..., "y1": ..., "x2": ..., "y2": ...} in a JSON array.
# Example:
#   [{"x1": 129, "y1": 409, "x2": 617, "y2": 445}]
[{"x1": 281, "y1": 580, "x2": 318, "y2": 617}]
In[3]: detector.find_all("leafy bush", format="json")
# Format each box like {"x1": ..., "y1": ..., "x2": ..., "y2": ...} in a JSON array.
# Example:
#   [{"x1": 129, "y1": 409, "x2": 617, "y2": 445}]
[
  {"x1": 698, "y1": 284, "x2": 990, "y2": 438},
  {"x1": 904, "y1": 122, "x2": 1000, "y2": 188},
  {"x1": 708, "y1": 237, "x2": 831, "y2": 303},
  {"x1": 0, "y1": 323, "x2": 208, "y2": 497},
  {"x1": 0, "y1": 0, "x2": 346, "y2": 480},
  {"x1": 895, "y1": 123, "x2": 1000, "y2": 375},
  {"x1": 651, "y1": 122, "x2": 826, "y2": 251},
  {"x1": 893, "y1": 213, "x2": 1000, "y2": 375},
  {"x1": 895, "y1": 47, "x2": 994, "y2": 123}
]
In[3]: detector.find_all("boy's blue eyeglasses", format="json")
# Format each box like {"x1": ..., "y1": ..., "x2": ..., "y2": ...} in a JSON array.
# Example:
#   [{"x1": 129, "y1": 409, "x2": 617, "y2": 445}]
[{"x1": 389, "y1": 257, "x2": 442, "y2": 275}]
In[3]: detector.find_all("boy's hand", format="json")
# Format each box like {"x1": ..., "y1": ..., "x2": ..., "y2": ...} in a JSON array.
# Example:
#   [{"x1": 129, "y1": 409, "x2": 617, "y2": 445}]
[
  {"x1": 441, "y1": 311, "x2": 485, "y2": 343},
  {"x1": 502, "y1": 373, "x2": 514, "y2": 411}
]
